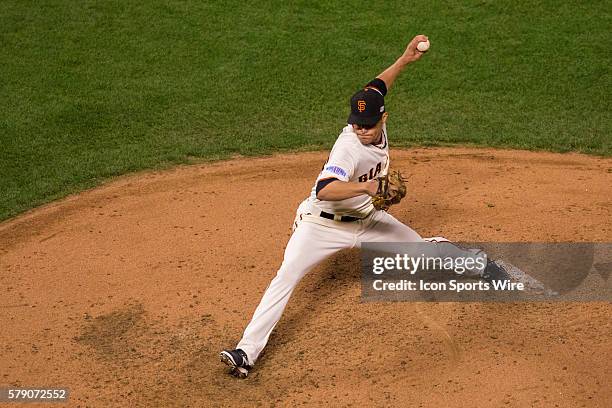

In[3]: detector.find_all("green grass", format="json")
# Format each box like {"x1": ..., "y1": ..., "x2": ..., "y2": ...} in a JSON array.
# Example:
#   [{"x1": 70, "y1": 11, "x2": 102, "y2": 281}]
[{"x1": 1, "y1": 0, "x2": 610, "y2": 220}]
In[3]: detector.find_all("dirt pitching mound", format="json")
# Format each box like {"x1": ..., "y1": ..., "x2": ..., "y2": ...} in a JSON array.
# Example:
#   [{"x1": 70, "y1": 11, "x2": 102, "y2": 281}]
[{"x1": 1, "y1": 147, "x2": 610, "y2": 407}]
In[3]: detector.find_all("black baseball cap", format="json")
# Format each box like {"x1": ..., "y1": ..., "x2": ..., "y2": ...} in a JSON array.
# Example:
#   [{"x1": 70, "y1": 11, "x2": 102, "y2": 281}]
[{"x1": 347, "y1": 87, "x2": 385, "y2": 126}]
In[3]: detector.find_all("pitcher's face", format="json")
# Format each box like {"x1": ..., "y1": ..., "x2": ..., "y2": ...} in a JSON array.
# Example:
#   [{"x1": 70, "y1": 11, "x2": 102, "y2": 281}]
[{"x1": 352, "y1": 112, "x2": 388, "y2": 145}]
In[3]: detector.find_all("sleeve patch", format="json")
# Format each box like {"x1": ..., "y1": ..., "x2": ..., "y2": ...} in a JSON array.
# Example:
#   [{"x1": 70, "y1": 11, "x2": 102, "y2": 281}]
[{"x1": 324, "y1": 165, "x2": 347, "y2": 178}]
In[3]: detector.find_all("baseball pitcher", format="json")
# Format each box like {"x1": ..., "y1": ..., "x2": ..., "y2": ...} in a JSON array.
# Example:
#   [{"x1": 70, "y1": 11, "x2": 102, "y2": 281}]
[{"x1": 220, "y1": 35, "x2": 509, "y2": 378}]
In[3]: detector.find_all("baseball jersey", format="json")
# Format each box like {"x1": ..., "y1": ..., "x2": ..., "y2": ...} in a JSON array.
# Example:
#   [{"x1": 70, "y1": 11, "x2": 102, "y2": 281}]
[{"x1": 308, "y1": 124, "x2": 389, "y2": 217}]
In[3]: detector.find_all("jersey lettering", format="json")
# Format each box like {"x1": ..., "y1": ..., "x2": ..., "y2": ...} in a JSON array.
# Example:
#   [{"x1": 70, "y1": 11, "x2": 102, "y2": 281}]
[{"x1": 359, "y1": 161, "x2": 382, "y2": 182}]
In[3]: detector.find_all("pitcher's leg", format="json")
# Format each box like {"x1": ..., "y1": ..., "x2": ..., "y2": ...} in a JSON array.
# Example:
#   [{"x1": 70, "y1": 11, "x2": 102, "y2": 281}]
[
  {"x1": 237, "y1": 220, "x2": 350, "y2": 364},
  {"x1": 359, "y1": 210, "x2": 423, "y2": 243},
  {"x1": 359, "y1": 211, "x2": 485, "y2": 276}
]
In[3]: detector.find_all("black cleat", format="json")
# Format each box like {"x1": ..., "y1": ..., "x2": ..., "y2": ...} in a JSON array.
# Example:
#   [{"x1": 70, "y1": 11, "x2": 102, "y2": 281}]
[
  {"x1": 220, "y1": 349, "x2": 251, "y2": 378},
  {"x1": 482, "y1": 260, "x2": 511, "y2": 283}
]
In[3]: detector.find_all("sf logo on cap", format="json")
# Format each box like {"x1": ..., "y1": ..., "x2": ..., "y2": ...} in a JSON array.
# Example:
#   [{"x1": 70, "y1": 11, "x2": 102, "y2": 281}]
[{"x1": 357, "y1": 100, "x2": 366, "y2": 112}]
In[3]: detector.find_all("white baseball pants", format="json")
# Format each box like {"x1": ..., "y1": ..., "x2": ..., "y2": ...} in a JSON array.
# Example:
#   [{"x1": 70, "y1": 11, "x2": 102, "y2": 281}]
[{"x1": 236, "y1": 200, "x2": 483, "y2": 364}]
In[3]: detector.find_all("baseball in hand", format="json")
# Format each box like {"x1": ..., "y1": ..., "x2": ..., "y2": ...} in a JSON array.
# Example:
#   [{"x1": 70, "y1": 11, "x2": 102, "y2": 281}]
[{"x1": 417, "y1": 40, "x2": 430, "y2": 52}]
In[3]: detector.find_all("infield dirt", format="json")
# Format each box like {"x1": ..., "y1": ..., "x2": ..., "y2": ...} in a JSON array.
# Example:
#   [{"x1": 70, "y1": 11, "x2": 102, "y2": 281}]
[{"x1": 1, "y1": 147, "x2": 610, "y2": 407}]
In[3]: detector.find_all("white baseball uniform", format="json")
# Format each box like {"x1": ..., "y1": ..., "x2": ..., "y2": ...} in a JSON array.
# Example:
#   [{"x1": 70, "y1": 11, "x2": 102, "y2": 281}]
[{"x1": 235, "y1": 123, "x2": 485, "y2": 364}]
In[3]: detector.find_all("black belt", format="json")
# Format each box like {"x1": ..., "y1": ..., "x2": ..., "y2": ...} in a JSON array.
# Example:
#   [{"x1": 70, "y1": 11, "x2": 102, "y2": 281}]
[{"x1": 319, "y1": 211, "x2": 361, "y2": 222}]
